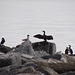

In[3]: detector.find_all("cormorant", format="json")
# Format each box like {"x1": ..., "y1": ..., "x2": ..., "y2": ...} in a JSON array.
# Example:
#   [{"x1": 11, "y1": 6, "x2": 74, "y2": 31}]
[
  {"x1": 34, "y1": 31, "x2": 53, "y2": 41},
  {"x1": 22, "y1": 35, "x2": 29, "y2": 41},
  {"x1": 68, "y1": 45, "x2": 73, "y2": 55},
  {"x1": 0, "y1": 38, "x2": 5, "y2": 45},
  {"x1": 65, "y1": 47, "x2": 68, "y2": 54}
]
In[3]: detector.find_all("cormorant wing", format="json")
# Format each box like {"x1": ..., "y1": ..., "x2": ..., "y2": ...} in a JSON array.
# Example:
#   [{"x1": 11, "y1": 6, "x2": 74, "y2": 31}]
[
  {"x1": 46, "y1": 35, "x2": 53, "y2": 40},
  {"x1": 34, "y1": 34, "x2": 44, "y2": 39}
]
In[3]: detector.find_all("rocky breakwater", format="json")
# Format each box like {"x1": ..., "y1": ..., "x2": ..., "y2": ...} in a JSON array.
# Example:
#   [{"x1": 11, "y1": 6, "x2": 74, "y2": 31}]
[
  {"x1": 32, "y1": 41, "x2": 56, "y2": 55},
  {"x1": 0, "y1": 41, "x2": 75, "y2": 75},
  {"x1": 0, "y1": 45, "x2": 11, "y2": 54}
]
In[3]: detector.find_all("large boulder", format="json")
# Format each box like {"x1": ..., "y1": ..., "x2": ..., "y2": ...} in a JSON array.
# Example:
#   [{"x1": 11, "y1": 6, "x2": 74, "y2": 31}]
[
  {"x1": 55, "y1": 53, "x2": 75, "y2": 63},
  {"x1": 17, "y1": 66, "x2": 59, "y2": 75},
  {"x1": 0, "y1": 54, "x2": 59, "y2": 75},
  {"x1": 0, "y1": 45, "x2": 11, "y2": 53},
  {"x1": 35, "y1": 51, "x2": 50, "y2": 57},
  {"x1": 13, "y1": 41, "x2": 36, "y2": 56},
  {"x1": 42, "y1": 53, "x2": 75, "y2": 63},
  {"x1": 20, "y1": 58, "x2": 59, "y2": 75},
  {"x1": 0, "y1": 68, "x2": 9, "y2": 75},
  {"x1": 61, "y1": 71, "x2": 75, "y2": 75},
  {"x1": 32, "y1": 41, "x2": 56, "y2": 55},
  {"x1": 0, "y1": 52, "x2": 22, "y2": 67},
  {"x1": 0, "y1": 58, "x2": 12, "y2": 67},
  {"x1": 6, "y1": 53, "x2": 22, "y2": 65}
]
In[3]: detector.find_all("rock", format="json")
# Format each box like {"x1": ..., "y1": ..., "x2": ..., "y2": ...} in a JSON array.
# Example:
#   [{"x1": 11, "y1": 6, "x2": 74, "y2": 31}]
[
  {"x1": 14, "y1": 41, "x2": 36, "y2": 56},
  {"x1": 41, "y1": 54, "x2": 62, "y2": 60},
  {"x1": 49, "y1": 63, "x2": 75, "y2": 73},
  {"x1": 20, "y1": 66, "x2": 59, "y2": 75},
  {"x1": 17, "y1": 72, "x2": 44, "y2": 75},
  {"x1": 42, "y1": 53, "x2": 75, "y2": 63},
  {"x1": 17, "y1": 66, "x2": 36, "y2": 73},
  {"x1": 0, "y1": 58, "x2": 12, "y2": 67},
  {"x1": 0, "y1": 52, "x2": 5, "y2": 55},
  {"x1": 21, "y1": 53, "x2": 34, "y2": 64},
  {"x1": 48, "y1": 58, "x2": 62, "y2": 64},
  {"x1": 7, "y1": 52, "x2": 22, "y2": 65},
  {"x1": 1, "y1": 41, "x2": 75, "y2": 75},
  {"x1": 35, "y1": 64, "x2": 59, "y2": 75},
  {"x1": 0, "y1": 45, "x2": 11, "y2": 53},
  {"x1": 0, "y1": 52, "x2": 22, "y2": 67},
  {"x1": 55, "y1": 53, "x2": 75, "y2": 63},
  {"x1": 32, "y1": 41, "x2": 56, "y2": 55},
  {"x1": 35, "y1": 51, "x2": 50, "y2": 57},
  {"x1": 22, "y1": 57, "x2": 59, "y2": 75},
  {"x1": 0, "y1": 56, "x2": 59, "y2": 75},
  {"x1": 61, "y1": 71, "x2": 75, "y2": 75},
  {"x1": 0, "y1": 68, "x2": 9, "y2": 75},
  {"x1": 41, "y1": 66, "x2": 59, "y2": 75},
  {"x1": 2, "y1": 65, "x2": 22, "y2": 75},
  {"x1": 32, "y1": 57, "x2": 48, "y2": 64},
  {"x1": 21, "y1": 53, "x2": 34, "y2": 59},
  {"x1": 65, "y1": 54, "x2": 75, "y2": 63}
]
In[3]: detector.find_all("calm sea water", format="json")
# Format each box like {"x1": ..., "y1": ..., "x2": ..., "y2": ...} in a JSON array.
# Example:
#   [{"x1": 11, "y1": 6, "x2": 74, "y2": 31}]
[{"x1": 0, "y1": 0, "x2": 75, "y2": 53}]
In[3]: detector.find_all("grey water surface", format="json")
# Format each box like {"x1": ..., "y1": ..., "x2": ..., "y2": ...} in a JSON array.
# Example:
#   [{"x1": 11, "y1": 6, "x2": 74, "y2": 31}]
[{"x1": 0, "y1": 0, "x2": 75, "y2": 53}]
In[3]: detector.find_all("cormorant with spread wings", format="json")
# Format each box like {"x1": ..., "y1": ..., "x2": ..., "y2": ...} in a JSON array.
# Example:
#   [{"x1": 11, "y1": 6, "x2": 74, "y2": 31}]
[{"x1": 34, "y1": 31, "x2": 53, "y2": 41}]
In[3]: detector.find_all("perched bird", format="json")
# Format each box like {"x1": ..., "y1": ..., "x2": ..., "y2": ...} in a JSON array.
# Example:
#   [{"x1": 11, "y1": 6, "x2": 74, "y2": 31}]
[
  {"x1": 68, "y1": 45, "x2": 73, "y2": 55},
  {"x1": 22, "y1": 35, "x2": 29, "y2": 41},
  {"x1": 65, "y1": 47, "x2": 69, "y2": 54},
  {"x1": 0, "y1": 38, "x2": 5, "y2": 45},
  {"x1": 34, "y1": 31, "x2": 53, "y2": 42}
]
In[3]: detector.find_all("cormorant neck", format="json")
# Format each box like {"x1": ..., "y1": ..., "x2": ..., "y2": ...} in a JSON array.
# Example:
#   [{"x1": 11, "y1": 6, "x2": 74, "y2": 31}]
[
  {"x1": 27, "y1": 35, "x2": 29, "y2": 40},
  {"x1": 43, "y1": 31, "x2": 45, "y2": 36}
]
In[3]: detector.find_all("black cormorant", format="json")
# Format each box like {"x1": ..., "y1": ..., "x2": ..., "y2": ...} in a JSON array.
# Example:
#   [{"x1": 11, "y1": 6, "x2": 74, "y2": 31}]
[
  {"x1": 68, "y1": 45, "x2": 73, "y2": 55},
  {"x1": 0, "y1": 38, "x2": 5, "y2": 45},
  {"x1": 34, "y1": 31, "x2": 53, "y2": 41}
]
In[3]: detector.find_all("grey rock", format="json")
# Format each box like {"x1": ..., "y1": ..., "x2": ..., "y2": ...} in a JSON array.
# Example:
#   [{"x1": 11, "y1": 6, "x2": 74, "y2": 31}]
[
  {"x1": 35, "y1": 51, "x2": 50, "y2": 57},
  {"x1": 1, "y1": 41, "x2": 75, "y2": 75},
  {"x1": 2, "y1": 65, "x2": 22, "y2": 75},
  {"x1": 41, "y1": 66, "x2": 59, "y2": 75},
  {"x1": 56, "y1": 53, "x2": 75, "y2": 63},
  {"x1": 17, "y1": 72, "x2": 45, "y2": 75},
  {"x1": 32, "y1": 41, "x2": 56, "y2": 55},
  {"x1": 61, "y1": 71, "x2": 75, "y2": 75},
  {"x1": 0, "y1": 52, "x2": 22, "y2": 67},
  {"x1": 42, "y1": 53, "x2": 75, "y2": 63},
  {"x1": 48, "y1": 58, "x2": 62, "y2": 63},
  {"x1": 17, "y1": 66, "x2": 36, "y2": 73},
  {"x1": 21, "y1": 53, "x2": 34, "y2": 59},
  {"x1": 41, "y1": 53, "x2": 62, "y2": 60},
  {"x1": 21, "y1": 58, "x2": 59, "y2": 75},
  {"x1": 65, "y1": 55, "x2": 75, "y2": 63},
  {"x1": 0, "y1": 45, "x2": 11, "y2": 53},
  {"x1": 0, "y1": 58, "x2": 12, "y2": 67},
  {"x1": 7, "y1": 52, "x2": 22, "y2": 65},
  {"x1": 14, "y1": 41, "x2": 36, "y2": 56},
  {"x1": 0, "y1": 68, "x2": 9, "y2": 75}
]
